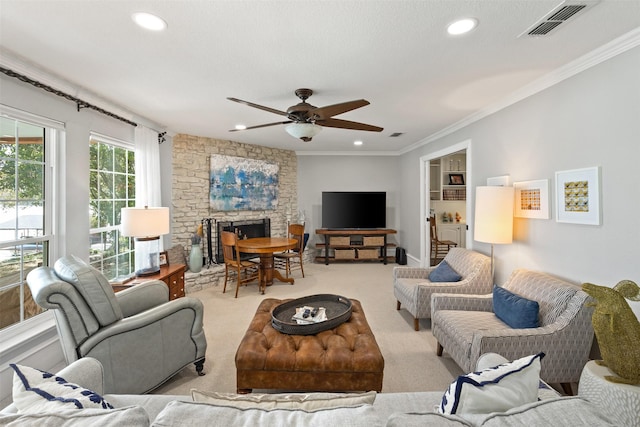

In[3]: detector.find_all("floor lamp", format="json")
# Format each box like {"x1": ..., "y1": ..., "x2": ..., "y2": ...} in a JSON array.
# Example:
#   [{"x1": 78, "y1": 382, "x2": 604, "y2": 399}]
[
  {"x1": 121, "y1": 206, "x2": 170, "y2": 276},
  {"x1": 474, "y1": 186, "x2": 514, "y2": 281}
]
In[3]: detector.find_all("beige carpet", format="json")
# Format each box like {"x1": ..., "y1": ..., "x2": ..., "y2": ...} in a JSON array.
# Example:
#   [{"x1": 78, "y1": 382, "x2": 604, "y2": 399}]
[{"x1": 152, "y1": 262, "x2": 463, "y2": 396}]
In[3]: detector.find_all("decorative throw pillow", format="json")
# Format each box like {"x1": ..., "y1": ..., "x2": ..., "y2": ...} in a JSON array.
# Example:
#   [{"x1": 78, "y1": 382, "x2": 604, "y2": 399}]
[
  {"x1": 493, "y1": 286, "x2": 539, "y2": 328},
  {"x1": 478, "y1": 396, "x2": 619, "y2": 426},
  {"x1": 0, "y1": 406, "x2": 149, "y2": 426},
  {"x1": 438, "y1": 352, "x2": 544, "y2": 415},
  {"x1": 10, "y1": 364, "x2": 113, "y2": 413},
  {"x1": 429, "y1": 261, "x2": 462, "y2": 282},
  {"x1": 191, "y1": 390, "x2": 376, "y2": 411},
  {"x1": 152, "y1": 400, "x2": 378, "y2": 427}
]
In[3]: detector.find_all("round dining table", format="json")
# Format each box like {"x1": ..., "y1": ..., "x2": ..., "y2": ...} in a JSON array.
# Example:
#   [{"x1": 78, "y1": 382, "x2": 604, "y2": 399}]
[{"x1": 236, "y1": 237, "x2": 297, "y2": 294}]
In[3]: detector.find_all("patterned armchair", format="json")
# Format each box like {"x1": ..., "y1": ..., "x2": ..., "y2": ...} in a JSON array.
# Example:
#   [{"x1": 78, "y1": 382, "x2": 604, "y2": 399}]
[
  {"x1": 431, "y1": 269, "x2": 594, "y2": 390},
  {"x1": 393, "y1": 248, "x2": 492, "y2": 330}
]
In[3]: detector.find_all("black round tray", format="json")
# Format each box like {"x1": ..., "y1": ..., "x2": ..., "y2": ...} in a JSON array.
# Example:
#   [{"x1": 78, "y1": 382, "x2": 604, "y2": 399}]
[{"x1": 271, "y1": 294, "x2": 352, "y2": 335}]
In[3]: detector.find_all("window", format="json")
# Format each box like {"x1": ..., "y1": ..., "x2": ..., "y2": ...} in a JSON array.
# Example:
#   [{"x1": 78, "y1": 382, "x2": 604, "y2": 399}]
[
  {"x1": 0, "y1": 113, "x2": 56, "y2": 331},
  {"x1": 89, "y1": 134, "x2": 135, "y2": 280}
]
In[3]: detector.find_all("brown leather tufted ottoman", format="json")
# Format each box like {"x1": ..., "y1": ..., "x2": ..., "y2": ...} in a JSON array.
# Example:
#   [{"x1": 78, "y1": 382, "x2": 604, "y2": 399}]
[{"x1": 235, "y1": 298, "x2": 384, "y2": 393}]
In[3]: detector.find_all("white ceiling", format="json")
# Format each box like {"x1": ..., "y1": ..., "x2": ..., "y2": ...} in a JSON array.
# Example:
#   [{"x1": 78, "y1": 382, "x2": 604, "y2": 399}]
[{"x1": 1, "y1": 0, "x2": 639, "y2": 154}]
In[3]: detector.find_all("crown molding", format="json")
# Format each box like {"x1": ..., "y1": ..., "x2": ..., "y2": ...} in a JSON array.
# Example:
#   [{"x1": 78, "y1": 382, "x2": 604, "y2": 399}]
[
  {"x1": 3, "y1": 25, "x2": 638, "y2": 156},
  {"x1": 0, "y1": 48, "x2": 164, "y2": 131},
  {"x1": 397, "y1": 27, "x2": 640, "y2": 156}
]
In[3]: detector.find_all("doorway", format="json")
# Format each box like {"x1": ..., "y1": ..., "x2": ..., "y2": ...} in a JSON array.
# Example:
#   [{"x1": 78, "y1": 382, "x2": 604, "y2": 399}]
[{"x1": 419, "y1": 140, "x2": 471, "y2": 267}]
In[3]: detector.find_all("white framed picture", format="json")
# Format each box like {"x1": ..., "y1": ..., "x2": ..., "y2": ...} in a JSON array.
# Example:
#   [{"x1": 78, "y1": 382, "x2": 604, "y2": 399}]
[
  {"x1": 514, "y1": 179, "x2": 549, "y2": 219},
  {"x1": 555, "y1": 167, "x2": 601, "y2": 225}
]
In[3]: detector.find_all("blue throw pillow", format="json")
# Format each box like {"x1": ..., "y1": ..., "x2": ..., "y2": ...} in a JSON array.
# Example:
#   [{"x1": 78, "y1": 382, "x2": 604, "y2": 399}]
[
  {"x1": 493, "y1": 286, "x2": 539, "y2": 328},
  {"x1": 429, "y1": 261, "x2": 462, "y2": 282}
]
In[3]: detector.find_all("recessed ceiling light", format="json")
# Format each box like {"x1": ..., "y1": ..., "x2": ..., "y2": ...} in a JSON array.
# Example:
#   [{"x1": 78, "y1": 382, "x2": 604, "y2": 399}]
[
  {"x1": 235, "y1": 124, "x2": 247, "y2": 130},
  {"x1": 354, "y1": 140, "x2": 363, "y2": 146},
  {"x1": 447, "y1": 18, "x2": 478, "y2": 35},
  {"x1": 132, "y1": 12, "x2": 167, "y2": 31}
]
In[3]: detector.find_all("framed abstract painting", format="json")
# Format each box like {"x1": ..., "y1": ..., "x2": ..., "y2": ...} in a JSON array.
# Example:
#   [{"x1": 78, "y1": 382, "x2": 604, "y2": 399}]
[{"x1": 209, "y1": 155, "x2": 279, "y2": 211}]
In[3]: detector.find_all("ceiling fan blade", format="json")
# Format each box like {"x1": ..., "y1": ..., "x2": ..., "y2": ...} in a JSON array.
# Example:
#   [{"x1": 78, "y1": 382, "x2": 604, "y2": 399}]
[
  {"x1": 308, "y1": 99, "x2": 370, "y2": 120},
  {"x1": 229, "y1": 121, "x2": 292, "y2": 132},
  {"x1": 317, "y1": 117, "x2": 383, "y2": 132},
  {"x1": 227, "y1": 97, "x2": 288, "y2": 117}
]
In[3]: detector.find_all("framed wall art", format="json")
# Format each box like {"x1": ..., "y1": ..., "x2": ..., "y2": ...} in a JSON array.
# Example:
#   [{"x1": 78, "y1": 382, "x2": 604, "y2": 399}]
[
  {"x1": 514, "y1": 179, "x2": 549, "y2": 219},
  {"x1": 555, "y1": 167, "x2": 601, "y2": 225},
  {"x1": 448, "y1": 173, "x2": 465, "y2": 185},
  {"x1": 209, "y1": 155, "x2": 279, "y2": 211},
  {"x1": 159, "y1": 251, "x2": 169, "y2": 266}
]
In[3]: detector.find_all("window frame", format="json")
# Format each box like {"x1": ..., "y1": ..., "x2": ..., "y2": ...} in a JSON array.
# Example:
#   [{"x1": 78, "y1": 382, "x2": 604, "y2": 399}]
[
  {"x1": 0, "y1": 104, "x2": 60, "y2": 335},
  {"x1": 88, "y1": 132, "x2": 136, "y2": 280}
]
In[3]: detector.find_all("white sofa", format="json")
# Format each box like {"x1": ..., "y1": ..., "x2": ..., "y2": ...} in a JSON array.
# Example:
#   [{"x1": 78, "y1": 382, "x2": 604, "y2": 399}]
[{"x1": 1, "y1": 354, "x2": 619, "y2": 426}]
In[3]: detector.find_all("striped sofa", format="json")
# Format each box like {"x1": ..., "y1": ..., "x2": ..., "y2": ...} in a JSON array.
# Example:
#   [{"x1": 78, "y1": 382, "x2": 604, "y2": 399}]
[
  {"x1": 393, "y1": 248, "x2": 492, "y2": 330},
  {"x1": 431, "y1": 269, "x2": 594, "y2": 390}
]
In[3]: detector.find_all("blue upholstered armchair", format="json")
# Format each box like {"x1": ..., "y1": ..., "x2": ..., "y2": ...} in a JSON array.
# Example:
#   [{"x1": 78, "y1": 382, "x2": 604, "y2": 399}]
[{"x1": 26, "y1": 255, "x2": 207, "y2": 394}]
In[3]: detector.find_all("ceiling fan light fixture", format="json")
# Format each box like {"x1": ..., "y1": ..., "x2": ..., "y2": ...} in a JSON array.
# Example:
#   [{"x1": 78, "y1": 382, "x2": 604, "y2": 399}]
[{"x1": 285, "y1": 122, "x2": 322, "y2": 142}]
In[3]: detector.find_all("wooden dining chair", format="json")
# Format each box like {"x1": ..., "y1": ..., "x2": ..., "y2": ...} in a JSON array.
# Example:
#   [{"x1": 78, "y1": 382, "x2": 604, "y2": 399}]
[
  {"x1": 430, "y1": 216, "x2": 457, "y2": 265},
  {"x1": 221, "y1": 231, "x2": 261, "y2": 298},
  {"x1": 274, "y1": 223, "x2": 305, "y2": 278}
]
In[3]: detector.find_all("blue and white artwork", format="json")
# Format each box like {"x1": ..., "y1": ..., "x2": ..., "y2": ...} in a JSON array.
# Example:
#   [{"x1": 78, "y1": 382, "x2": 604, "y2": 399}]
[{"x1": 210, "y1": 155, "x2": 279, "y2": 211}]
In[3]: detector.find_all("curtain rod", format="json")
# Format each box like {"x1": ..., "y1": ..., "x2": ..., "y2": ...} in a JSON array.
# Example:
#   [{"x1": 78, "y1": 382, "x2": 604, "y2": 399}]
[{"x1": 0, "y1": 66, "x2": 138, "y2": 127}]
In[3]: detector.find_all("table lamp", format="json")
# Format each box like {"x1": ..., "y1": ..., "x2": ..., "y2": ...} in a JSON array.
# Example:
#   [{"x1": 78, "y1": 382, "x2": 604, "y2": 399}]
[
  {"x1": 474, "y1": 186, "x2": 514, "y2": 281},
  {"x1": 121, "y1": 206, "x2": 170, "y2": 276}
]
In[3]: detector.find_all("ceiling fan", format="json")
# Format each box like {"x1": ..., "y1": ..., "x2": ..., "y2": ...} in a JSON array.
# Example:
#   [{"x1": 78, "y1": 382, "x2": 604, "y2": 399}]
[{"x1": 227, "y1": 88, "x2": 383, "y2": 142}]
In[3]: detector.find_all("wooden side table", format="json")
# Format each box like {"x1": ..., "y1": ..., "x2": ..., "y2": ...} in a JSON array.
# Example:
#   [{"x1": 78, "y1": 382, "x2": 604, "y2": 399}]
[
  {"x1": 578, "y1": 360, "x2": 640, "y2": 427},
  {"x1": 112, "y1": 264, "x2": 186, "y2": 300}
]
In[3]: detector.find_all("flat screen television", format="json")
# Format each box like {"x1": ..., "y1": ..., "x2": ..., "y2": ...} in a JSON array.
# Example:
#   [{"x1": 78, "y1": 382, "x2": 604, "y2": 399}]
[{"x1": 322, "y1": 191, "x2": 386, "y2": 229}]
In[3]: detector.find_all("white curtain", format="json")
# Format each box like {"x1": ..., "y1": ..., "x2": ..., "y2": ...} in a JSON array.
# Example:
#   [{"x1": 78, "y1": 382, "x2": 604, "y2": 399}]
[
  {"x1": 134, "y1": 125, "x2": 163, "y2": 250},
  {"x1": 134, "y1": 125, "x2": 162, "y2": 208}
]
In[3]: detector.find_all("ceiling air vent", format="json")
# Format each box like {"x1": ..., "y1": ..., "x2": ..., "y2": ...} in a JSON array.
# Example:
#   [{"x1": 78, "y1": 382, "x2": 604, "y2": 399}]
[
  {"x1": 389, "y1": 132, "x2": 404, "y2": 137},
  {"x1": 520, "y1": 2, "x2": 597, "y2": 37}
]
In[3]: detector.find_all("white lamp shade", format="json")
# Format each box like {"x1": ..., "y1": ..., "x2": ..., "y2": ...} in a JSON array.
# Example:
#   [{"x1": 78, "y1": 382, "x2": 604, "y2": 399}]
[
  {"x1": 285, "y1": 123, "x2": 322, "y2": 141},
  {"x1": 120, "y1": 207, "x2": 170, "y2": 237},
  {"x1": 474, "y1": 186, "x2": 514, "y2": 245}
]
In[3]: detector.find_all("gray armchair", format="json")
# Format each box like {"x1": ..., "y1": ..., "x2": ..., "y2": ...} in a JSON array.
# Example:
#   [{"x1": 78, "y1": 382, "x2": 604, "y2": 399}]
[
  {"x1": 431, "y1": 269, "x2": 594, "y2": 390},
  {"x1": 394, "y1": 248, "x2": 492, "y2": 330},
  {"x1": 26, "y1": 255, "x2": 207, "y2": 394}
]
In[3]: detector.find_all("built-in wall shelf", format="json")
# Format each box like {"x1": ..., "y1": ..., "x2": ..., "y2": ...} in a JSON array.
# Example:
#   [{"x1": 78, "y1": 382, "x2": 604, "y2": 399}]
[{"x1": 431, "y1": 152, "x2": 466, "y2": 201}]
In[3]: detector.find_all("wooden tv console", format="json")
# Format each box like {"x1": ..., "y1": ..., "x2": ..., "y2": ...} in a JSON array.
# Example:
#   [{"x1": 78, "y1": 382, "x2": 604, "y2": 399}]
[{"x1": 315, "y1": 229, "x2": 397, "y2": 265}]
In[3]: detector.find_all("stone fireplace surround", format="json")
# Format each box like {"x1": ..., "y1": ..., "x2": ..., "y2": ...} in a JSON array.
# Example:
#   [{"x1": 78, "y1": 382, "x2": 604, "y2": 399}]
[{"x1": 170, "y1": 134, "x2": 306, "y2": 294}]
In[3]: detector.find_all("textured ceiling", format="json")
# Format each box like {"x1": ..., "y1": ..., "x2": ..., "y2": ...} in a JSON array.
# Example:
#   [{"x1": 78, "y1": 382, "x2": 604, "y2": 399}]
[{"x1": 1, "y1": 0, "x2": 639, "y2": 154}]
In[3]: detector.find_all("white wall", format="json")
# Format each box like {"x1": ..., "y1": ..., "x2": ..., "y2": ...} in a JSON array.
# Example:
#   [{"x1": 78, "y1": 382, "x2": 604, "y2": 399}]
[
  {"x1": 296, "y1": 155, "x2": 401, "y2": 248},
  {"x1": 394, "y1": 46, "x2": 640, "y2": 318},
  {"x1": 0, "y1": 74, "x2": 139, "y2": 408}
]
